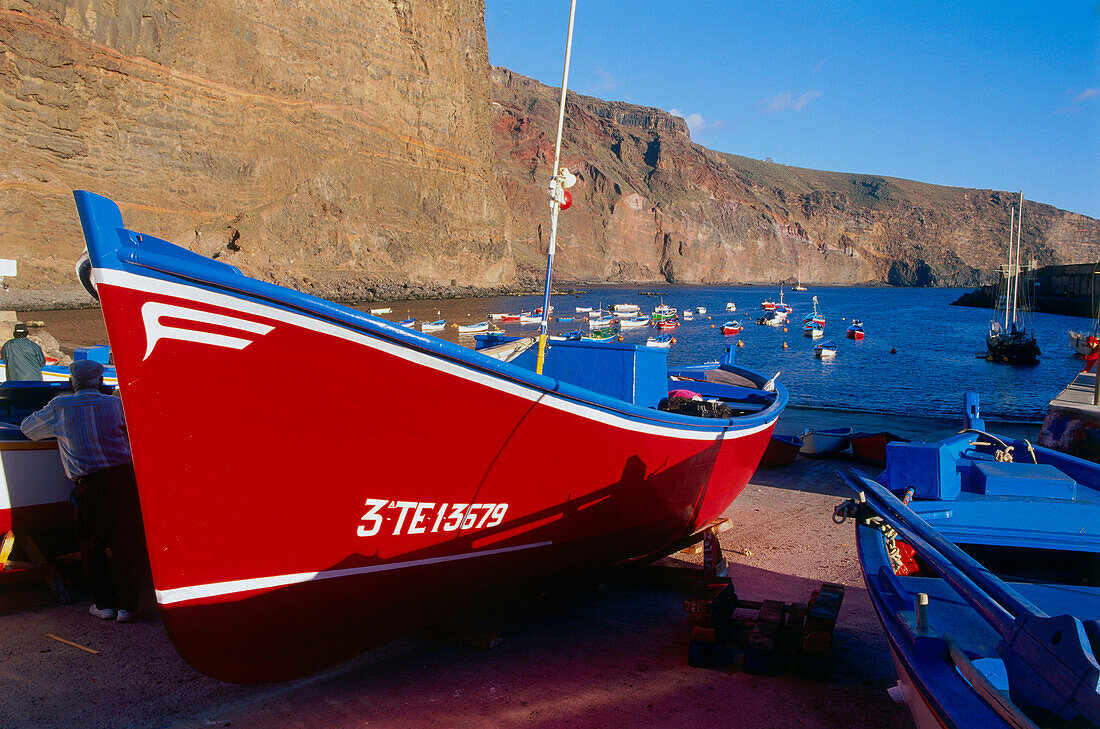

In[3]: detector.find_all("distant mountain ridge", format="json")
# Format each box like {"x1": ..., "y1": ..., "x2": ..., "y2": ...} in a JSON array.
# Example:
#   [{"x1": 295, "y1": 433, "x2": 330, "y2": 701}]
[{"x1": 491, "y1": 68, "x2": 1100, "y2": 287}]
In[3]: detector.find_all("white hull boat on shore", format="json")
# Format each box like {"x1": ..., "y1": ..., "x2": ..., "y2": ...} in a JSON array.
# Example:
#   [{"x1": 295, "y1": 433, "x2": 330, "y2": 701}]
[{"x1": 798, "y1": 427, "x2": 852, "y2": 456}]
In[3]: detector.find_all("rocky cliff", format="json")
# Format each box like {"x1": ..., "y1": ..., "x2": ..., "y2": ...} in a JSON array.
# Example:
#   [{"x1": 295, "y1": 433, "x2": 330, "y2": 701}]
[
  {"x1": 1, "y1": 0, "x2": 509, "y2": 302},
  {"x1": 490, "y1": 69, "x2": 1100, "y2": 287},
  {"x1": 2, "y1": 2, "x2": 1098, "y2": 307}
]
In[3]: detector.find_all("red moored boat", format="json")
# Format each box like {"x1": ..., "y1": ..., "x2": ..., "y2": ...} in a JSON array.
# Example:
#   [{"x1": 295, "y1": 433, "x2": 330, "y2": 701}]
[
  {"x1": 73, "y1": 191, "x2": 788, "y2": 684},
  {"x1": 656, "y1": 318, "x2": 679, "y2": 331},
  {"x1": 721, "y1": 321, "x2": 743, "y2": 335}
]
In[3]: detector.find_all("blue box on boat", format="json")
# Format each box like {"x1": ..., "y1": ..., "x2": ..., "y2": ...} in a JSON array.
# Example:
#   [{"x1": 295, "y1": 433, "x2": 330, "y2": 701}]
[
  {"x1": 477, "y1": 335, "x2": 667, "y2": 407},
  {"x1": 884, "y1": 441, "x2": 961, "y2": 500},
  {"x1": 972, "y1": 460, "x2": 1077, "y2": 500},
  {"x1": 74, "y1": 345, "x2": 110, "y2": 364}
]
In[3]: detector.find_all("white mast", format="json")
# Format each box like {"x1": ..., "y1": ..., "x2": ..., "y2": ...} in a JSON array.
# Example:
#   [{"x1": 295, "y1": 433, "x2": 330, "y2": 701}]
[
  {"x1": 1004, "y1": 206, "x2": 1015, "y2": 332},
  {"x1": 1011, "y1": 192, "x2": 1024, "y2": 330},
  {"x1": 535, "y1": 0, "x2": 578, "y2": 375}
]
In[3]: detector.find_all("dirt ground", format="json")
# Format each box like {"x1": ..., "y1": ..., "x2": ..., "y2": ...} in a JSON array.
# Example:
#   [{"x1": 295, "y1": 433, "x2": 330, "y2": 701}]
[{"x1": 0, "y1": 409, "x2": 1039, "y2": 729}]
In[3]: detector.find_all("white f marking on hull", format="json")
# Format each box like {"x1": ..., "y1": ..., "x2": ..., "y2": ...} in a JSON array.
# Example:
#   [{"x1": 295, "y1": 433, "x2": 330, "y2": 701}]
[{"x1": 141, "y1": 302, "x2": 274, "y2": 360}]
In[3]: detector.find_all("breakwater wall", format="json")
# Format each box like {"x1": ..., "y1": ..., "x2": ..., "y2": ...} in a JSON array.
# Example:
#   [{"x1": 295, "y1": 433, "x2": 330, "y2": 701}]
[{"x1": 952, "y1": 263, "x2": 1100, "y2": 318}]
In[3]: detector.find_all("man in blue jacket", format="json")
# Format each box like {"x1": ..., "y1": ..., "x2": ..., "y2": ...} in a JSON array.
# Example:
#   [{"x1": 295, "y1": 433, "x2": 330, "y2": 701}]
[{"x1": 1, "y1": 323, "x2": 45, "y2": 381}]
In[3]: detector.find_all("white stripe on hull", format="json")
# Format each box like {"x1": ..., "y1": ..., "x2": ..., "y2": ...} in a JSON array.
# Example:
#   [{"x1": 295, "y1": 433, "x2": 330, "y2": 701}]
[{"x1": 155, "y1": 540, "x2": 553, "y2": 606}]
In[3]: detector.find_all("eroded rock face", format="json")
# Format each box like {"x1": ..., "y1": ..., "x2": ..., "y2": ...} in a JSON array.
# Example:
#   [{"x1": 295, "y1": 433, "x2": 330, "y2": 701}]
[
  {"x1": 1, "y1": 0, "x2": 510, "y2": 297},
  {"x1": 2, "y1": 3, "x2": 1098, "y2": 302},
  {"x1": 490, "y1": 69, "x2": 1100, "y2": 287}
]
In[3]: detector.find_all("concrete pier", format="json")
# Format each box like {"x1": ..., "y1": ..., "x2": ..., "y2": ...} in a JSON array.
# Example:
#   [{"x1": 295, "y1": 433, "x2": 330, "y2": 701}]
[{"x1": 1039, "y1": 370, "x2": 1100, "y2": 462}]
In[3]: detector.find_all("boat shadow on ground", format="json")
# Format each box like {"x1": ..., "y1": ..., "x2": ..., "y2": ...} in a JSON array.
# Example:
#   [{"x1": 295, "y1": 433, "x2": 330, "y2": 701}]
[
  {"x1": 162, "y1": 561, "x2": 910, "y2": 729},
  {"x1": 751, "y1": 454, "x2": 883, "y2": 497}
]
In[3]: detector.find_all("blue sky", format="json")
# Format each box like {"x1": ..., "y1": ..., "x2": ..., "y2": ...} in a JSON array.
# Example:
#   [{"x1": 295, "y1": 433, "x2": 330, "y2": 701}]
[{"x1": 485, "y1": 1, "x2": 1100, "y2": 219}]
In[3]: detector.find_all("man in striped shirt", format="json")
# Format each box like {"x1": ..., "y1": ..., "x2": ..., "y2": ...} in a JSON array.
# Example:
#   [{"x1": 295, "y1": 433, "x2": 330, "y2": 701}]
[{"x1": 21, "y1": 359, "x2": 145, "y2": 623}]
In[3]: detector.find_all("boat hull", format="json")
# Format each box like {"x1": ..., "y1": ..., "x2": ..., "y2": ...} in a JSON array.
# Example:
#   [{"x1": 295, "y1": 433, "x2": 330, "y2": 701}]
[
  {"x1": 848, "y1": 432, "x2": 905, "y2": 464},
  {"x1": 985, "y1": 333, "x2": 1039, "y2": 364},
  {"x1": 799, "y1": 428, "x2": 851, "y2": 455},
  {"x1": 74, "y1": 190, "x2": 788, "y2": 683},
  {"x1": 757, "y1": 434, "x2": 802, "y2": 468},
  {"x1": 0, "y1": 436, "x2": 73, "y2": 533},
  {"x1": 96, "y1": 281, "x2": 774, "y2": 682}
]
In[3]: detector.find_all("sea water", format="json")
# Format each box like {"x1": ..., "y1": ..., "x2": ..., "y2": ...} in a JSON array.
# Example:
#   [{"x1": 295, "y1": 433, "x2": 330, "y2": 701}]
[
  {"x1": 387, "y1": 285, "x2": 1086, "y2": 422},
  {"x1": 26, "y1": 285, "x2": 1088, "y2": 422}
]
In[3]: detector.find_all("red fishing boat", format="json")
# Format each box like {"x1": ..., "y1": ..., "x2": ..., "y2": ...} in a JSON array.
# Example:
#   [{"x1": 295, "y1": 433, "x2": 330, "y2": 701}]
[
  {"x1": 73, "y1": 190, "x2": 788, "y2": 683},
  {"x1": 757, "y1": 434, "x2": 802, "y2": 468},
  {"x1": 721, "y1": 321, "x2": 743, "y2": 335}
]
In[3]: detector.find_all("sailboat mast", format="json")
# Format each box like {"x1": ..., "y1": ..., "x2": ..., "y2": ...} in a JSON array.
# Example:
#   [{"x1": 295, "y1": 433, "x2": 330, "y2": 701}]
[
  {"x1": 535, "y1": 0, "x2": 578, "y2": 375},
  {"x1": 1012, "y1": 192, "x2": 1024, "y2": 329},
  {"x1": 1004, "y1": 206, "x2": 1015, "y2": 332}
]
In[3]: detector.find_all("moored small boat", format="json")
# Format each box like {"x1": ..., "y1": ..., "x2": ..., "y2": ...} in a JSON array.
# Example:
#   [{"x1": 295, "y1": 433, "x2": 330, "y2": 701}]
[
  {"x1": 802, "y1": 321, "x2": 824, "y2": 338},
  {"x1": 611, "y1": 303, "x2": 640, "y2": 318},
  {"x1": 798, "y1": 427, "x2": 851, "y2": 455},
  {"x1": 580, "y1": 324, "x2": 622, "y2": 342},
  {"x1": 457, "y1": 321, "x2": 490, "y2": 334},
  {"x1": 695, "y1": 307, "x2": 707, "y2": 315},
  {"x1": 721, "y1": 321, "x2": 743, "y2": 335},
  {"x1": 619, "y1": 314, "x2": 651, "y2": 329},
  {"x1": 645, "y1": 334, "x2": 674, "y2": 348},
  {"x1": 1070, "y1": 330, "x2": 1097, "y2": 356},
  {"x1": 725, "y1": 302, "x2": 736, "y2": 312},
  {"x1": 655, "y1": 319, "x2": 680, "y2": 331},
  {"x1": 845, "y1": 321, "x2": 865, "y2": 340},
  {"x1": 549, "y1": 330, "x2": 583, "y2": 341},
  {"x1": 757, "y1": 311, "x2": 787, "y2": 327},
  {"x1": 813, "y1": 340, "x2": 838, "y2": 358},
  {"x1": 773, "y1": 289, "x2": 792, "y2": 316},
  {"x1": 398, "y1": 318, "x2": 416, "y2": 328},
  {"x1": 588, "y1": 315, "x2": 615, "y2": 329},
  {"x1": 575, "y1": 306, "x2": 592, "y2": 313},
  {"x1": 682, "y1": 311, "x2": 694, "y2": 321},
  {"x1": 651, "y1": 303, "x2": 677, "y2": 322},
  {"x1": 421, "y1": 319, "x2": 446, "y2": 332}
]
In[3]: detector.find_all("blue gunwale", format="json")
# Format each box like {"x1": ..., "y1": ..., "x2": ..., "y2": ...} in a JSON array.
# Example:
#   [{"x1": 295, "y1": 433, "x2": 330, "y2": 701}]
[
  {"x1": 841, "y1": 463, "x2": 1100, "y2": 728},
  {"x1": 75, "y1": 191, "x2": 786, "y2": 433}
]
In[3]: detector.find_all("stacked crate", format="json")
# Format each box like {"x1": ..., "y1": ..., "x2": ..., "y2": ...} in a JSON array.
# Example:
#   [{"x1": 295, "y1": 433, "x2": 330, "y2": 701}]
[{"x1": 685, "y1": 579, "x2": 845, "y2": 678}]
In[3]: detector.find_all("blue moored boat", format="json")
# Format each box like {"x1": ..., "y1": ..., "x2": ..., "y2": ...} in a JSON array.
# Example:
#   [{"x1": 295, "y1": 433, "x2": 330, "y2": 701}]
[{"x1": 834, "y1": 395, "x2": 1100, "y2": 729}]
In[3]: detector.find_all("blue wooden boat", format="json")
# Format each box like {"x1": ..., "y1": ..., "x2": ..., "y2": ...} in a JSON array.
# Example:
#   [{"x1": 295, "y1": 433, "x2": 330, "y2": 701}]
[
  {"x1": 834, "y1": 395, "x2": 1100, "y2": 729},
  {"x1": 813, "y1": 340, "x2": 837, "y2": 359}
]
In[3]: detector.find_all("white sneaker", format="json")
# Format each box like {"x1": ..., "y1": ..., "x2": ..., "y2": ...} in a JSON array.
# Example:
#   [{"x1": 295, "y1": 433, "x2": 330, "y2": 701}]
[
  {"x1": 116, "y1": 609, "x2": 135, "y2": 623},
  {"x1": 89, "y1": 605, "x2": 117, "y2": 620}
]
